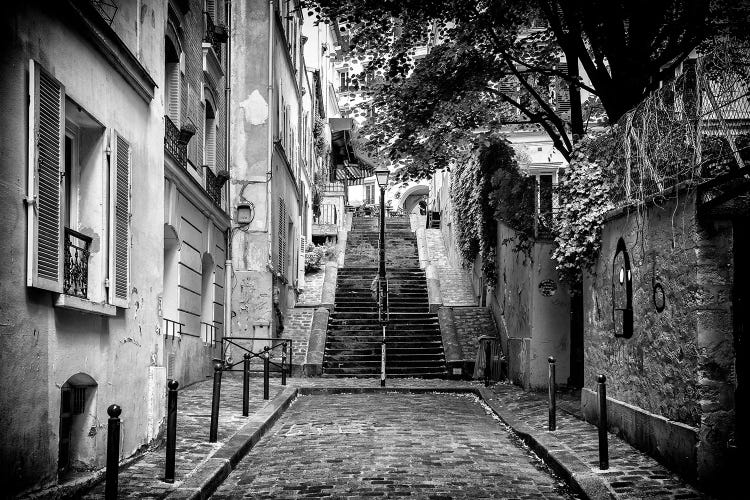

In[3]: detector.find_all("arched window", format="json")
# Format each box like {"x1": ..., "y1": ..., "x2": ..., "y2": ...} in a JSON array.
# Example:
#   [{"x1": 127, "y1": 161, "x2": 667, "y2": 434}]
[
  {"x1": 165, "y1": 36, "x2": 181, "y2": 125},
  {"x1": 612, "y1": 238, "x2": 634, "y2": 338}
]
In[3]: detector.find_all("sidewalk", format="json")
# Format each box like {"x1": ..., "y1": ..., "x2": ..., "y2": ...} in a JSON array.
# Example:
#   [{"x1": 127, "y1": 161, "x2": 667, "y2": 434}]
[
  {"x1": 76, "y1": 377, "x2": 707, "y2": 500},
  {"x1": 484, "y1": 382, "x2": 707, "y2": 500},
  {"x1": 81, "y1": 375, "x2": 295, "y2": 499}
]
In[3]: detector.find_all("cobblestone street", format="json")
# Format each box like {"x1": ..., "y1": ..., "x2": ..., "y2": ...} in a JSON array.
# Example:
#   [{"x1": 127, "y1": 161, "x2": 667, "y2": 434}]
[{"x1": 211, "y1": 392, "x2": 576, "y2": 499}]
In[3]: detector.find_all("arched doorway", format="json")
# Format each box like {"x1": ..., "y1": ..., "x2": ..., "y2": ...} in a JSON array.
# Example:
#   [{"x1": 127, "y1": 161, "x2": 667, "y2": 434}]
[
  {"x1": 58, "y1": 373, "x2": 97, "y2": 478},
  {"x1": 399, "y1": 184, "x2": 430, "y2": 215}
]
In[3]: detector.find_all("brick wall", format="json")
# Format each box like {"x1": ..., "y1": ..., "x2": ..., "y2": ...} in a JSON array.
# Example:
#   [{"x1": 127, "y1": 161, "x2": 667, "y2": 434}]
[{"x1": 285, "y1": 308, "x2": 314, "y2": 366}]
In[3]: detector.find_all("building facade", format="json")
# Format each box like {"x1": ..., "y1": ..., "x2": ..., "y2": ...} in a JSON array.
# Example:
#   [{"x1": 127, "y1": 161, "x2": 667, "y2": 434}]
[
  {"x1": 0, "y1": 0, "x2": 165, "y2": 494},
  {"x1": 229, "y1": 0, "x2": 306, "y2": 339},
  {"x1": 161, "y1": 0, "x2": 230, "y2": 387}
]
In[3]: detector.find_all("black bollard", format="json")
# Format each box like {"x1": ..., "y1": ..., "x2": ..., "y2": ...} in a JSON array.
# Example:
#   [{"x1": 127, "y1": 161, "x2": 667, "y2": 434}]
[
  {"x1": 105, "y1": 404, "x2": 121, "y2": 500},
  {"x1": 281, "y1": 343, "x2": 287, "y2": 386},
  {"x1": 484, "y1": 340, "x2": 492, "y2": 387},
  {"x1": 548, "y1": 357, "x2": 556, "y2": 431},
  {"x1": 165, "y1": 380, "x2": 178, "y2": 483},
  {"x1": 209, "y1": 361, "x2": 223, "y2": 442},
  {"x1": 263, "y1": 346, "x2": 270, "y2": 400},
  {"x1": 597, "y1": 374, "x2": 609, "y2": 470},
  {"x1": 242, "y1": 353, "x2": 251, "y2": 417}
]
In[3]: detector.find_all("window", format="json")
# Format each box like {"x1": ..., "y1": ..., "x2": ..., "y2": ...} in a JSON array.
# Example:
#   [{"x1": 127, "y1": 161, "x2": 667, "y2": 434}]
[
  {"x1": 204, "y1": 99, "x2": 216, "y2": 169},
  {"x1": 26, "y1": 60, "x2": 130, "y2": 307},
  {"x1": 365, "y1": 183, "x2": 375, "y2": 204},
  {"x1": 339, "y1": 71, "x2": 349, "y2": 90},
  {"x1": 165, "y1": 37, "x2": 182, "y2": 126},
  {"x1": 278, "y1": 197, "x2": 288, "y2": 276}
]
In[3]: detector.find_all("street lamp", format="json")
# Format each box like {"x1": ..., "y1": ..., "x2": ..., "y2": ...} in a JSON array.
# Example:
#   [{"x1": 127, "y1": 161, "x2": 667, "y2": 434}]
[{"x1": 374, "y1": 166, "x2": 390, "y2": 279}]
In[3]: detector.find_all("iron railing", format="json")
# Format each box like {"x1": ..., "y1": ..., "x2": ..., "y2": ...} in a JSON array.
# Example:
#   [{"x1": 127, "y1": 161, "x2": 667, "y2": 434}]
[
  {"x1": 204, "y1": 12, "x2": 222, "y2": 62},
  {"x1": 313, "y1": 204, "x2": 337, "y2": 225},
  {"x1": 64, "y1": 228, "x2": 92, "y2": 299},
  {"x1": 164, "y1": 115, "x2": 187, "y2": 168},
  {"x1": 220, "y1": 337, "x2": 293, "y2": 374},
  {"x1": 201, "y1": 321, "x2": 218, "y2": 347},
  {"x1": 164, "y1": 318, "x2": 183, "y2": 338},
  {"x1": 204, "y1": 166, "x2": 223, "y2": 207}
]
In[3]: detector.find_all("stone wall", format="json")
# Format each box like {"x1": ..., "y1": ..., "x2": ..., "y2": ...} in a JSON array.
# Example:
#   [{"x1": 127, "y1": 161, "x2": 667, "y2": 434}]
[
  {"x1": 453, "y1": 308, "x2": 498, "y2": 364},
  {"x1": 582, "y1": 191, "x2": 735, "y2": 489}
]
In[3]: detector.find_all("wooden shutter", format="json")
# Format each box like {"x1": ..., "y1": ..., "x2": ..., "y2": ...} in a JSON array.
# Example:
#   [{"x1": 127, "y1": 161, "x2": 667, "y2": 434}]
[
  {"x1": 27, "y1": 60, "x2": 65, "y2": 292},
  {"x1": 166, "y1": 62, "x2": 180, "y2": 124},
  {"x1": 205, "y1": 118, "x2": 216, "y2": 168},
  {"x1": 556, "y1": 61, "x2": 571, "y2": 116},
  {"x1": 278, "y1": 197, "x2": 287, "y2": 276},
  {"x1": 109, "y1": 131, "x2": 131, "y2": 307}
]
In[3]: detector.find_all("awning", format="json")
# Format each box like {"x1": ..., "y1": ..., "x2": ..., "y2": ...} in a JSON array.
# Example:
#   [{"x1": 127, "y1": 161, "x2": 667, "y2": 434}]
[{"x1": 330, "y1": 118, "x2": 377, "y2": 182}]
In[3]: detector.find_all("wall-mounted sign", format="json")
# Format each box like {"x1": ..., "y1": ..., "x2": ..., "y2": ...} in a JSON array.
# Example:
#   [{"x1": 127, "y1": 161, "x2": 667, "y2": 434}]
[
  {"x1": 538, "y1": 279, "x2": 557, "y2": 296},
  {"x1": 613, "y1": 238, "x2": 634, "y2": 338}
]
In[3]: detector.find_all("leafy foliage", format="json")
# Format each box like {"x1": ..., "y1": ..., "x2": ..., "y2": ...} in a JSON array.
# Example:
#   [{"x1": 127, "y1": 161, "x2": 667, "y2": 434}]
[
  {"x1": 451, "y1": 139, "x2": 534, "y2": 285},
  {"x1": 304, "y1": 243, "x2": 338, "y2": 273}
]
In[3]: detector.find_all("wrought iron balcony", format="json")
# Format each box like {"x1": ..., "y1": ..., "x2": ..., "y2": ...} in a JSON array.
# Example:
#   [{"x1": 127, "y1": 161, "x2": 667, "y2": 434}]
[
  {"x1": 204, "y1": 166, "x2": 223, "y2": 207},
  {"x1": 164, "y1": 115, "x2": 187, "y2": 168},
  {"x1": 204, "y1": 12, "x2": 223, "y2": 62},
  {"x1": 64, "y1": 228, "x2": 92, "y2": 299}
]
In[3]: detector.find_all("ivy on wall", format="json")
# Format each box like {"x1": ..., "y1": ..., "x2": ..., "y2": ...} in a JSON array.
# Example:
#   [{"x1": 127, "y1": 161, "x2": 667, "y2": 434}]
[{"x1": 451, "y1": 139, "x2": 535, "y2": 286}]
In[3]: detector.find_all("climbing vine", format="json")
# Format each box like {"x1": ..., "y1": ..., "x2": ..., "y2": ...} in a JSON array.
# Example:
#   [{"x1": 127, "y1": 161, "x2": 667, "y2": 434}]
[{"x1": 451, "y1": 139, "x2": 535, "y2": 286}]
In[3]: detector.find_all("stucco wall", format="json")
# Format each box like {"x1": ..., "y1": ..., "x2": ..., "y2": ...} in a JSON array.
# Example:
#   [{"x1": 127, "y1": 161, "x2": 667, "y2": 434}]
[
  {"x1": 0, "y1": 1, "x2": 164, "y2": 493},
  {"x1": 490, "y1": 222, "x2": 570, "y2": 390}
]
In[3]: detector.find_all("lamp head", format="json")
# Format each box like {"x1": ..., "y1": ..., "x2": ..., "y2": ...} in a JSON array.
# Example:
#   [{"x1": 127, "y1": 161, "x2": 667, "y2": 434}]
[{"x1": 374, "y1": 166, "x2": 390, "y2": 188}]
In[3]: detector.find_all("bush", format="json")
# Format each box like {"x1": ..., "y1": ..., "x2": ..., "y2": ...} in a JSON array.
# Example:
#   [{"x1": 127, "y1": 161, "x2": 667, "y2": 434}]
[{"x1": 304, "y1": 243, "x2": 338, "y2": 273}]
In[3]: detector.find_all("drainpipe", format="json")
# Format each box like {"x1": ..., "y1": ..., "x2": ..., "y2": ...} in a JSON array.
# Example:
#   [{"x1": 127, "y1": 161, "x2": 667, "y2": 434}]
[
  {"x1": 267, "y1": 0, "x2": 274, "y2": 270},
  {"x1": 224, "y1": 0, "x2": 233, "y2": 343}
]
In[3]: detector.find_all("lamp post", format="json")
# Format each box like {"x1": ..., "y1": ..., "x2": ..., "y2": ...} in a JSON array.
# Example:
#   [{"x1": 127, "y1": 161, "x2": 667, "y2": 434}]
[{"x1": 374, "y1": 166, "x2": 390, "y2": 280}]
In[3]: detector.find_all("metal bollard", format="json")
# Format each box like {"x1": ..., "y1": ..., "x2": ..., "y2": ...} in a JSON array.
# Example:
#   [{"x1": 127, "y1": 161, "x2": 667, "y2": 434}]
[
  {"x1": 263, "y1": 346, "x2": 270, "y2": 400},
  {"x1": 597, "y1": 374, "x2": 609, "y2": 470},
  {"x1": 105, "y1": 404, "x2": 121, "y2": 500},
  {"x1": 165, "y1": 380, "x2": 178, "y2": 483},
  {"x1": 484, "y1": 340, "x2": 492, "y2": 387},
  {"x1": 209, "y1": 361, "x2": 223, "y2": 442},
  {"x1": 548, "y1": 357, "x2": 556, "y2": 431},
  {"x1": 281, "y1": 342, "x2": 287, "y2": 386},
  {"x1": 242, "y1": 353, "x2": 251, "y2": 417}
]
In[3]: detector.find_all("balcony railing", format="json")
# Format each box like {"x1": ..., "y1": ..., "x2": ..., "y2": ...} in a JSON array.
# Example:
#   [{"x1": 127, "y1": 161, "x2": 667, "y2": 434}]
[
  {"x1": 204, "y1": 12, "x2": 222, "y2": 62},
  {"x1": 314, "y1": 204, "x2": 338, "y2": 225},
  {"x1": 204, "y1": 166, "x2": 223, "y2": 207},
  {"x1": 164, "y1": 115, "x2": 187, "y2": 168},
  {"x1": 64, "y1": 228, "x2": 92, "y2": 299}
]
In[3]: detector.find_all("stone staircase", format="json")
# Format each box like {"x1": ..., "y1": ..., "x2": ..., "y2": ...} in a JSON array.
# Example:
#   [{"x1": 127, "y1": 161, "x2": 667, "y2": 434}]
[{"x1": 323, "y1": 217, "x2": 447, "y2": 378}]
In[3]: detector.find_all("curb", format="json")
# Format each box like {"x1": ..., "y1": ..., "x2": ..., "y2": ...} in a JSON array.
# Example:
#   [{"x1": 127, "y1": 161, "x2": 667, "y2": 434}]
[
  {"x1": 165, "y1": 386, "x2": 299, "y2": 500},
  {"x1": 477, "y1": 387, "x2": 617, "y2": 500}
]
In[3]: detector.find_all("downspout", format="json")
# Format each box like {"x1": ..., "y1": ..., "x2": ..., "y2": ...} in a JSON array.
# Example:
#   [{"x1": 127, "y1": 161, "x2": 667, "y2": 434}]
[
  {"x1": 223, "y1": 0, "x2": 233, "y2": 343},
  {"x1": 267, "y1": 0, "x2": 274, "y2": 267}
]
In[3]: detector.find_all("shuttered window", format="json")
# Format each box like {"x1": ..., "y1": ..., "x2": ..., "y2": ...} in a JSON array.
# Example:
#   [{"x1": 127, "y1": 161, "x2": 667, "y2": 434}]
[
  {"x1": 109, "y1": 132, "x2": 130, "y2": 307},
  {"x1": 278, "y1": 197, "x2": 287, "y2": 277},
  {"x1": 166, "y1": 61, "x2": 181, "y2": 125},
  {"x1": 27, "y1": 60, "x2": 65, "y2": 292},
  {"x1": 555, "y1": 61, "x2": 571, "y2": 116}
]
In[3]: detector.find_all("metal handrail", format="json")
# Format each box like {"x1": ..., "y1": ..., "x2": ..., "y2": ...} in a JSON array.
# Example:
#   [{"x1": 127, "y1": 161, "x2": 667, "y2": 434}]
[
  {"x1": 164, "y1": 318, "x2": 184, "y2": 338},
  {"x1": 201, "y1": 321, "x2": 218, "y2": 347},
  {"x1": 220, "y1": 336, "x2": 293, "y2": 373}
]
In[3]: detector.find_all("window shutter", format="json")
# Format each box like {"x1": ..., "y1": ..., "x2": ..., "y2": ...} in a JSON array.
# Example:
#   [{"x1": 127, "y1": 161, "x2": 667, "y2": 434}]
[
  {"x1": 556, "y1": 61, "x2": 571, "y2": 116},
  {"x1": 109, "y1": 131, "x2": 130, "y2": 307},
  {"x1": 278, "y1": 197, "x2": 287, "y2": 276},
  {"x1": 166, "y1": 62, "x2": 181, "y2": 124},
  {"x1": 27, "y1": 60, "x2": 65, "y2": 292}
]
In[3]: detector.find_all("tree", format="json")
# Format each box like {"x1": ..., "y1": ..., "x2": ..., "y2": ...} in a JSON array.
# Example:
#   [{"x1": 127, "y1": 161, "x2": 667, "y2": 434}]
[{"x1": 308, "y1": 0, "x2": 748, "y2": 173}]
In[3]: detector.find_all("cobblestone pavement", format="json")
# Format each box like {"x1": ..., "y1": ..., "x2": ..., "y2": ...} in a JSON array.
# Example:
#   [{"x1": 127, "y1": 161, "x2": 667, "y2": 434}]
[
  {"x1": 211, "y1": 392, "x2": 577, "y2": 499},
  {"x1": 82, "y1": 377, "x2": 286, "y2": 499},
  {"x1": 490, "y1": 383, "x2": 707, "y2": 500}
]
